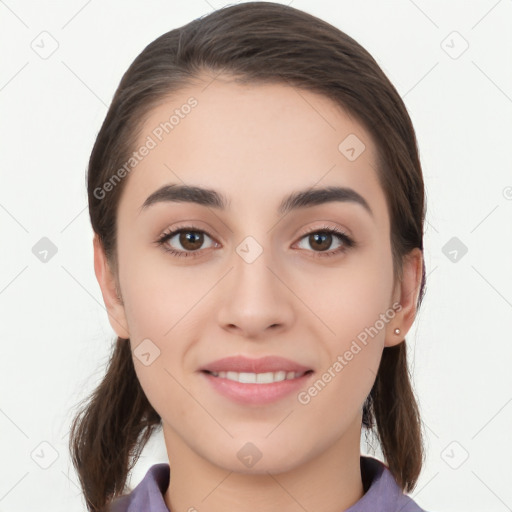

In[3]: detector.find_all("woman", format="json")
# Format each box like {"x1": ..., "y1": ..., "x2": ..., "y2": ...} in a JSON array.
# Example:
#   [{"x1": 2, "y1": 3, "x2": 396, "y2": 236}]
[{"x1": 69, "y1": 2, "x2": 429, "y2": 511}]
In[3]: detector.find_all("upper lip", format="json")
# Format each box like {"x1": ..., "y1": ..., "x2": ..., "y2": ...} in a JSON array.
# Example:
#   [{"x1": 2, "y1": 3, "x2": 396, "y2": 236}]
[{"x1": 200, "y1": 356, "x2": 312, "y2": 374}]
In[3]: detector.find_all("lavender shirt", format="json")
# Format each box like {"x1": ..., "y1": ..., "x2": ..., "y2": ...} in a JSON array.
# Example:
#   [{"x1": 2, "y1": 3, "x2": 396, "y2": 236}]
[{"x1": 109, "y1": 456, "x2": 428, "y2": 511}]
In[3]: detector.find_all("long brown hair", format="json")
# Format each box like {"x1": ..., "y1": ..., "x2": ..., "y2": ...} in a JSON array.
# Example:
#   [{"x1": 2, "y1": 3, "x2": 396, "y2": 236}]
[{"x1": 69, "y1": 2, "x2": 427, "y2": 510}]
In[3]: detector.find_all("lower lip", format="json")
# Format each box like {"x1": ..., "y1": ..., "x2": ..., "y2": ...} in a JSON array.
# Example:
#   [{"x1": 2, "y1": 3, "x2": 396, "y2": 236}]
[{"x1": 200, "y1": 371, "x2": 314, "y2": 405}]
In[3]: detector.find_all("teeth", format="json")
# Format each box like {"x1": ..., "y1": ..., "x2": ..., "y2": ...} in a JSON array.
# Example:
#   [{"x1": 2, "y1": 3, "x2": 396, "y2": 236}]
[{"x1": 209, "y1": 370, "x2": 304, "y2": 383}]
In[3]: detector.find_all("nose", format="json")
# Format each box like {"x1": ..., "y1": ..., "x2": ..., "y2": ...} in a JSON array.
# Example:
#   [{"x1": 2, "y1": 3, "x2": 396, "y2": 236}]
[{"x1": 216, "y1": 245, "x2": 295, "y2": 339}]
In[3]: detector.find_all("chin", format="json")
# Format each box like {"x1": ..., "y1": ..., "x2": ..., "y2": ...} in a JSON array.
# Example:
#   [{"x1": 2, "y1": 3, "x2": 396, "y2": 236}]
[{"x1": 207, "y1": 441, "x2": 305, "y2": 475}]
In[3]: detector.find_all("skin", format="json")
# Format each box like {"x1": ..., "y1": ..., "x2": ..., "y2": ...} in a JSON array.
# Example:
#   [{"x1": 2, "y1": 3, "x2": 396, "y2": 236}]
[{"x1": 94, "y1": 74, "x2": 423, "y2": 512}]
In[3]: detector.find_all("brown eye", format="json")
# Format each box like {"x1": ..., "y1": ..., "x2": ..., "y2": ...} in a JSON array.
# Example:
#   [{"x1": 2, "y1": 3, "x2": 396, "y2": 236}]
[
  {"x1": 178, "y1": 231, "x2": 204, "y2": 251},
  {"x1": 156, "y1": 227, "x2": 216, "y2": 257},
  {"x1": 297, "y1": 230, "x2": 343, "y2": 253},
  {"x1": 307, "y1": 232, "x2": 333, "y2": 252},
  {"x1": 295, "y1": 226, "x2": 355, "y2": 257}
]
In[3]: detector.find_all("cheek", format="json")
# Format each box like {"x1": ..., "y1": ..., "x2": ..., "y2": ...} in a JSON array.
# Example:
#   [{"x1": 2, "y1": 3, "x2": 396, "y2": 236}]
[
  {"x1": 299, "y1": 246, "x2": 394, "y2": 392},
  {"x1": 296, "y1": 267, "x2": 391, "y2": 423},
  {"x1": 304, "y1": 253, "x2": 394, "y2": 341},
  {"x1": 119, "y1": 244, "x2": 208, "y2": 340},
  {"x1": 123, "y1": 266, "x2": 200, "y2": 420}
]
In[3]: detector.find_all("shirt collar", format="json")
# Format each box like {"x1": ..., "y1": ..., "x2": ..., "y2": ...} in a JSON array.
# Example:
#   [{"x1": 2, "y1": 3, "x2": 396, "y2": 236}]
[{"x1": 110, "y1": 456, "x2": 425, "y2": 512}]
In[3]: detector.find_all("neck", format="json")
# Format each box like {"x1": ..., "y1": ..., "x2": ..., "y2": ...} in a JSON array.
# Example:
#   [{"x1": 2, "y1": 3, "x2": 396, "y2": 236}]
[{"x1": 163, "y1": 418, "x2": 364, "y2": 512}]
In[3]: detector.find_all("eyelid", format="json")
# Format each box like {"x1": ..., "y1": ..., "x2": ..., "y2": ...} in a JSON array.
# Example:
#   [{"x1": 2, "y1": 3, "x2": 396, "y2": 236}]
[{"x1": 298, "y1": 223, "x2": 351, "y2": 239}]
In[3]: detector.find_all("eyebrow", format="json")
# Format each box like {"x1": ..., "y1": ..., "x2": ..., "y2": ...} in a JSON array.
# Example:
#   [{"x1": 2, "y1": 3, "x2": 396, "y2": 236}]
[{"x1": 139, "y1": 183, "x2": 373, "y2": 217}]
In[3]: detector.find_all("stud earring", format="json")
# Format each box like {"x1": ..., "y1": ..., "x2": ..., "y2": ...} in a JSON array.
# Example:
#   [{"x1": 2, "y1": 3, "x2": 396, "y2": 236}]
[{"x1": 394, "y1": 328, "x2": 401, "y2": 335}]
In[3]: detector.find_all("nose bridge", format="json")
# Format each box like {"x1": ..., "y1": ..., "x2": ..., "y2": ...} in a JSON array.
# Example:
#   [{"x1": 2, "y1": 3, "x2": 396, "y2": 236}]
[
  {"x1": 216, "y1": 232, "x2": 294, "y2": 334},
  {"x1": 232, "y1": 233, "x2": 280, "y2": 301}
]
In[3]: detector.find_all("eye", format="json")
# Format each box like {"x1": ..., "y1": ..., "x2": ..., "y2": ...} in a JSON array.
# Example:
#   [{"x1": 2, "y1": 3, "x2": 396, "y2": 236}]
[
  {"x1": 295, "y1": 225, "x2": 355, "y2": 257},
  {"x1": 155, "y1": 225, "x2": 217, "y2": 258},
  {"x1": 155, "y1": 224, "x2": 355, "y2": 259}
]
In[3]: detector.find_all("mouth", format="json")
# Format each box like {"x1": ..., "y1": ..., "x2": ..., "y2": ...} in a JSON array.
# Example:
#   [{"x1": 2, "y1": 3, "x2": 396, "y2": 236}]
[
  {"x1": 199, "y1": 355, "x2": 315, "y2": 404},
  {"x1": 201, "y1": 369, "x2": 314, "y2": 384},
  {"x1": 200, "y1": 368, "x2": 315, "y2": 405}
]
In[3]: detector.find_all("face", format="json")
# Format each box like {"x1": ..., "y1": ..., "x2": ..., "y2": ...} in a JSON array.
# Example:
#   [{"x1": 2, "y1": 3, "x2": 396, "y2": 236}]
[{"x1": 94, "y1": 74, "x2": 421, "y2": 474}]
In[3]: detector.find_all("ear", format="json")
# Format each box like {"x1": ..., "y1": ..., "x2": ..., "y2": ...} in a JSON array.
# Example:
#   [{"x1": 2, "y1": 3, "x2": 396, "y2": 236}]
[
  {"x1": 93, "y1": 234, "x2": 130, "y2": 339},
  {"x1": 384, "y1": 247, "x2": 423, "y2": 347}
]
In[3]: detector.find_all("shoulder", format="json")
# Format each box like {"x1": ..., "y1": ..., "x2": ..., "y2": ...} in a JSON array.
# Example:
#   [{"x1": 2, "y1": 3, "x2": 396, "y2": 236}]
[
  {"x1": 108, "y1": 463, "x2": 171, "y2": 512},
  {"x1": 348, "y1": 456, "x2": 430, "y2": 512}
]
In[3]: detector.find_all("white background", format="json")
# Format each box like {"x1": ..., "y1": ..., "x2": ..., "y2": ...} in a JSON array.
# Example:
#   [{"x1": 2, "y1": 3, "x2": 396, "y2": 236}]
[{"x1": 1, "y1": 1, "x2": 511, "y2": 511}]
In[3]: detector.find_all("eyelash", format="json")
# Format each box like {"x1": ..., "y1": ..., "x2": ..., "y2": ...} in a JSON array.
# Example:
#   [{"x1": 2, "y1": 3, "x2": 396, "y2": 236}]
[{"x1": 155, "y1": 224, "x2": 356, "y2": 259}]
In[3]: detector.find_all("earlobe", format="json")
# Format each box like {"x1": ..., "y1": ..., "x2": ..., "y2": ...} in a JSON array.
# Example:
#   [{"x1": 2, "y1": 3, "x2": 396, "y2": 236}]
[
  {"x1": 93, "y1": 234, "x2": 130, "y2": 339},
  {"x1": 384, "y1": 247, "x2": 423, "y2": 347}
]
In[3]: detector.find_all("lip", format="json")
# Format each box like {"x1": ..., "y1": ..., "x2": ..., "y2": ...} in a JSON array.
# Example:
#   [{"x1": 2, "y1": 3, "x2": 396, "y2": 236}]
[
  {"x1": 199, "y1": 355, "x2": 314, "y2": 405},
  {"x1": 200, "y1": 370, "x2": 314, "y2": 405},
  {"x1": 200, "y1": 355, "x2": 312, "y2": 374}
]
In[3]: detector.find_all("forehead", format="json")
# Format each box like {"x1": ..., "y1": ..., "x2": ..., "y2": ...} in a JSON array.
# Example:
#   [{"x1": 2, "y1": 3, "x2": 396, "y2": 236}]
[{"x1": 118, "y1": 77, "x2": 387, "y2": 224}]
